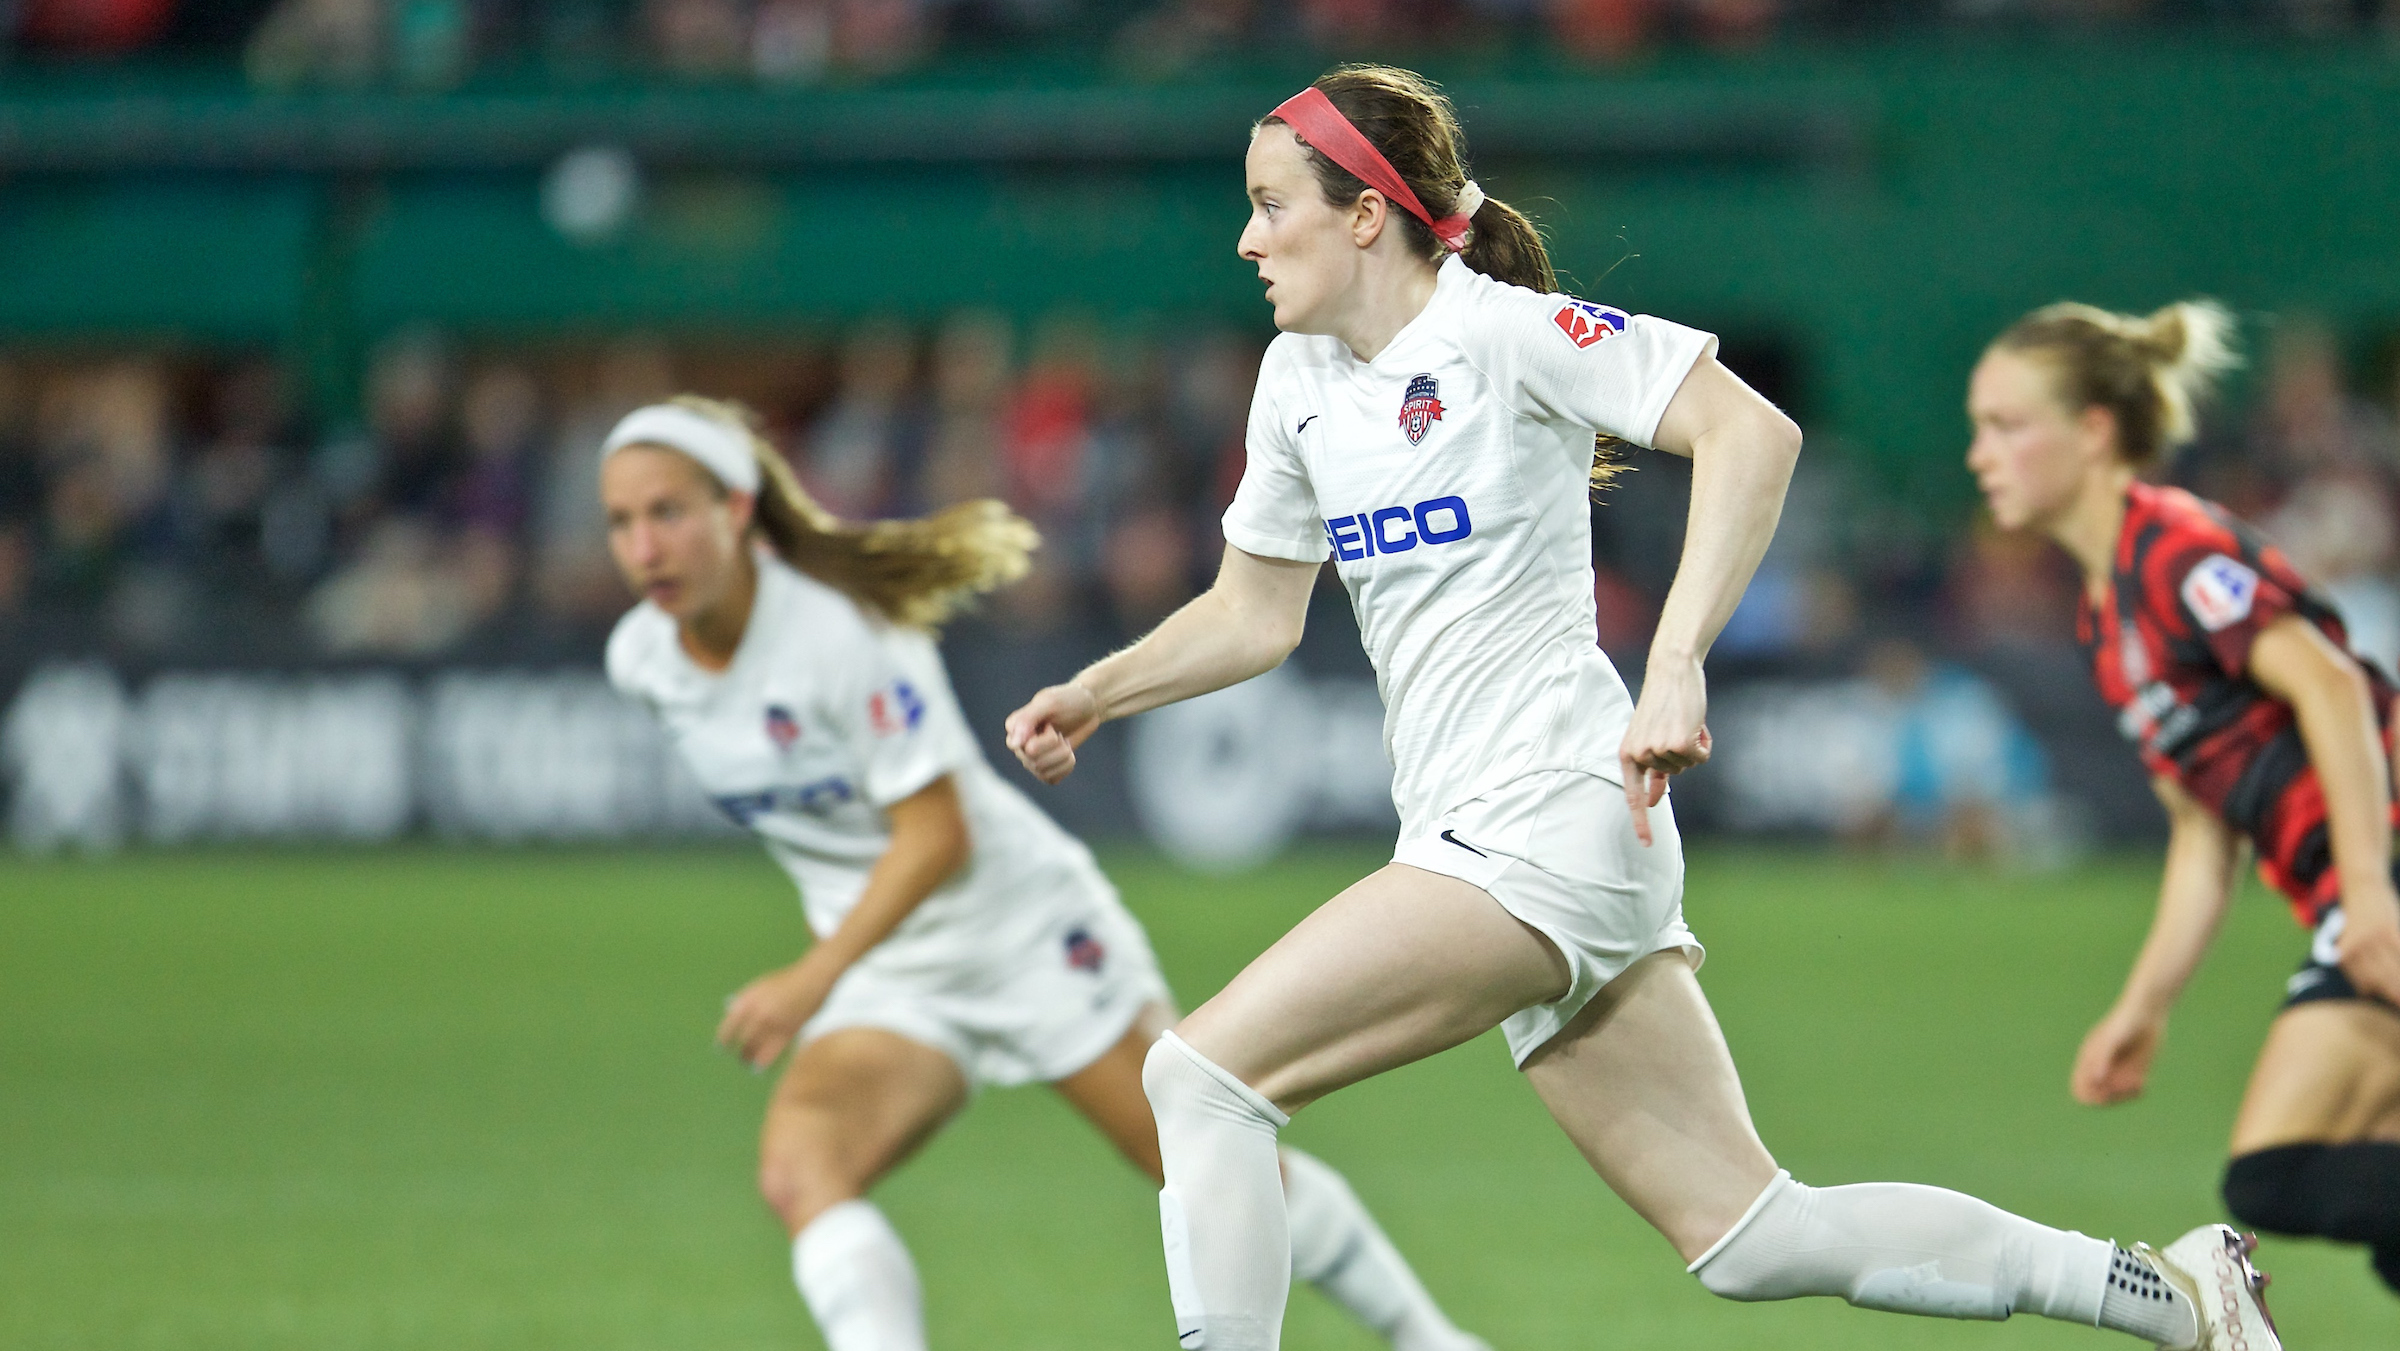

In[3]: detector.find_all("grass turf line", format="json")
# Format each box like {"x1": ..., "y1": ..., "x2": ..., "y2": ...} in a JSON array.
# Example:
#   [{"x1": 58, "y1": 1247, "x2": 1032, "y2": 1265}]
[{"x1": 1, "y1": 845, "x2": 2390, "y2": 1349}]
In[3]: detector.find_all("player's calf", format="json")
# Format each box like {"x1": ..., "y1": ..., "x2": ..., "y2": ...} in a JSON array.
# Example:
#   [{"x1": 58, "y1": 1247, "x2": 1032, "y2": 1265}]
[
  {"x1": 2225, "y1": 1141, "x2": 2400, "y2": 1293},
  {"x1": 1686, "y1": 1171, "x2": 2282, "y2": 1348},
  {"x1": 792, "y1": 1200, "x2": 926, "y2": 1351},
  {"x1": 1145, "y1": 1032, "x2": 1291, "y2": 1351},
  {"x1": 2223, "y1": 1141, "x2": 2400, "y2": 1246}
]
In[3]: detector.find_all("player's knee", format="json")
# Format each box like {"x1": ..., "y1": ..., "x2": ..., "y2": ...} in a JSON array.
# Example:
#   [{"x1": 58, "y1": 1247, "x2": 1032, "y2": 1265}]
[
  {"x1": 2222, "y1": 1146, "x2": 2318, "y2": 1236},
  {"x1": 757, "y1": 1157, "x2": 801, "y2": 1230},
  {"x1": 1141, "y1": 1033, "x2": 1204, "y2": 1134},
  {"x1": 1140, "y1": 1033, "x2": 1193, "y2": 1112},
  {"x1": 1142, "y1": 1031, "x2": 1282, "y2": 1134},
  {"x1": 759, "y1": 1141, "x2": 856, "y2": 1235},
  {"x1": 757, "y1": 1156, "x2": 812, "y2": 1232}
]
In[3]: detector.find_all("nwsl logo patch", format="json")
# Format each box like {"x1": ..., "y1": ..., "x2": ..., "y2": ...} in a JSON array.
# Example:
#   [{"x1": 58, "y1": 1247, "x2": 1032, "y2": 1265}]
[
  {"x1": 764, "y1": 704, "x2": 801, "y2": 752},
  {"x1": 1397, "y1": 373, "x2": 1444, "y2": 446},
  {"x1": 1553, "y1": 299, "x2": 1628, "y2": 350},
  {"x1": 867, "y1": 681, "x2": 925, "y2": 737},
  {"x1": 2181, "y1": 554, "x2": 2260, "y2": 632}
]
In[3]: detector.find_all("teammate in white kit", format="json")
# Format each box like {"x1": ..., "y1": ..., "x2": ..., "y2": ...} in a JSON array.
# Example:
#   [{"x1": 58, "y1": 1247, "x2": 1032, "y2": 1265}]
[
  {"x1": 597, "y1": 394, "x2": 1489, "y2": 1351},
  {"x1": 1004, "y1": 64, "x2": 2278, "y2": 1351}
]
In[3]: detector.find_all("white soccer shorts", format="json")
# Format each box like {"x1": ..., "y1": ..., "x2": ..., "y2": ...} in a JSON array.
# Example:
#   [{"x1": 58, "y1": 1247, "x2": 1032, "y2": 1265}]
[
  {"x1": 799, "y1": 877, "x2": 1172, "y2": 1091},
  {"x1": 1392, "y1": 768, "x2": 1702, "y2": 1064}
]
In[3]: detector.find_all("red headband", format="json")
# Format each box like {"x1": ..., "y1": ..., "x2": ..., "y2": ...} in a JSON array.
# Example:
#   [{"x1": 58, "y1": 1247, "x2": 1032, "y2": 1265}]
[{"x1": 1268, "y1": 87, "x2": 1475, "y2": 253}]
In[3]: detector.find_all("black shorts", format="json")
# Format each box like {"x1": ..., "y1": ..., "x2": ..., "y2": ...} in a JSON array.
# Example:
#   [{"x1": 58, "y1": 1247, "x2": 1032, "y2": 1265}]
[{"x1": 2281, "y1": 904, "x2": 2398, "y2": 1011}]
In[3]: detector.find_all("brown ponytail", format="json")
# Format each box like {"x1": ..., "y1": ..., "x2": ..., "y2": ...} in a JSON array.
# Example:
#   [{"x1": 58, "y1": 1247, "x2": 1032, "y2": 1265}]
[
  {"x1": 1264, "y1": 63, "x2": 1625, "y2": 494},
  {"x1": 668, "y1": 395, "x2": 1037, "y2": 629},
  {"x1": 1459, "y1": 197, "x2": 1557, "y2": 296},
  {"x1": 1990, "y1": 300, "x2": 2241, "y2": 466}
]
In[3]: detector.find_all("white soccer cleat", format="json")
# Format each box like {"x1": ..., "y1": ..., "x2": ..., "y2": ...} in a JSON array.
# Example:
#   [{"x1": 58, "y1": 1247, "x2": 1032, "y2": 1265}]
[{"x1": 2146, "y1": 1224, "x2": 2279, "y2": 1351}]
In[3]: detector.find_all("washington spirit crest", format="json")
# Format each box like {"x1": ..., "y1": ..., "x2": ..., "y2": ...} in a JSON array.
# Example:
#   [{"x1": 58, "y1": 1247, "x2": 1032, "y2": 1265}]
[
  {"x1": 1064, "y1": 926, "x2": 1106, "y2": 973},
  {"x1": 1397, "y1": 373, "x2": 1444, "y2": 446},
  {"x1": 764, "y1": 704, "x2": 801, "y2": 752}
]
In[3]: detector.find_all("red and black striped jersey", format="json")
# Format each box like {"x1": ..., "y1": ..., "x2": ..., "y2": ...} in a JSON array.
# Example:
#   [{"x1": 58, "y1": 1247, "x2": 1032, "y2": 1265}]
[{"x1": 2076, "y1": 482, "x2": 2397, "y2": 926}]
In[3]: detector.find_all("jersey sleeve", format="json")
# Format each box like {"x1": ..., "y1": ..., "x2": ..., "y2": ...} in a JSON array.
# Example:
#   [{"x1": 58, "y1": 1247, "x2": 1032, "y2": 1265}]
[
  {"x1": 2159, "y1": 543, "x2": 2303, "y2": 678},
  {"x1": 1487, "y1": 288, "x2": 1717, "y2": 447},
  {"x1": 826, "y1": 622, "x2": 980, "y2": 808},
  {"x1": 1220, "y1": 341, "x2": 1331, "y2": 564}
]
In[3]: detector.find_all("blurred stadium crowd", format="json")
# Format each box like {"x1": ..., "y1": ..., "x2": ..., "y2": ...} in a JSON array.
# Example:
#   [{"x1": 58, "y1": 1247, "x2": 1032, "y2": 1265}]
[
  {"x1": 5, "y1": 0, "x2": 2396, "y2": 85},
  {"x1": 7, "y1": 313, "x2": 2400, "y2": 673},
  {"x1": 0, "y1": 318, "x2": 1262, "y2": 660}
]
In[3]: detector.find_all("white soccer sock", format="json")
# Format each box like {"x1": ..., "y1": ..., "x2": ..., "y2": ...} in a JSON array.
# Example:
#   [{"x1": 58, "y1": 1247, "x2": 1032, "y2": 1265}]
[
  {"x1": 791, "y1": 1199, "x2": 926, "y2": 1351},
  {"x1": 1143, "y1": 1031, "x2": 1292, "y2": 1351},
  {"x1": 1281, "y1": 1146, "x2": 1484, "y2": 1351},
  {"x1": 1690, "y1": 1170, "x2": 2119, "y2": 1327}
]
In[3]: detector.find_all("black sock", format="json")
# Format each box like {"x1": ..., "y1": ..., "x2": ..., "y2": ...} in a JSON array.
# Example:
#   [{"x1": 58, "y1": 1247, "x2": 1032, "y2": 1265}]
[
  {"x1": 2223, "y1": 1143, "x2": 2400, "y2": 1246},
  {"x1": 2373, "y1": 1242, "x2": 2400, "y2": 1296}
]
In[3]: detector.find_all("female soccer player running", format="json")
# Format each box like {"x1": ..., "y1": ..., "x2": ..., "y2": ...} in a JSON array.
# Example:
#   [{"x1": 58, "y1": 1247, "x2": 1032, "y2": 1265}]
[
  {"x1": 597, "y1": 395, "x2": 1489, "y2": 1351},
  {"x1": 1968, "y1": 301, "x2": 2400, "y2": 1294},
  {"x1": 1004, "y1": 65, "x2": 2275, "y2": 1351}
]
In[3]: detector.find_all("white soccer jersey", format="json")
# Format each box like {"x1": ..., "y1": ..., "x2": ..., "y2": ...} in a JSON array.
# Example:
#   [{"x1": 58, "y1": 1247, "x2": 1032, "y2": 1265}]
[
  {"x1": 1222, "y1": 254, "x2": 1716, "y2": 837},
  {"x1": 607, "y1": 553, "x2": 1108, "y2": 974}
]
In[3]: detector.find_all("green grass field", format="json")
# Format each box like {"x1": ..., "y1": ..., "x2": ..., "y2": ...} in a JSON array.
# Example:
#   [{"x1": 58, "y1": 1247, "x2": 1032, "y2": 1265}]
[{"x1": 3, "y1": 844, "x2": 2392, "y2": 1350}]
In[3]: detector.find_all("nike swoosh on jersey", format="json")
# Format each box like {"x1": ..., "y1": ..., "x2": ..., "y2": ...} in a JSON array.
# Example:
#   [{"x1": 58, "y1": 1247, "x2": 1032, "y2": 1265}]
[
  {"x1": 1296, "y1": 414, "x2": 1319, "y2": 434},
  {"x1": 1440, "y1": 829, "x2": 1486, "y2": 857}
]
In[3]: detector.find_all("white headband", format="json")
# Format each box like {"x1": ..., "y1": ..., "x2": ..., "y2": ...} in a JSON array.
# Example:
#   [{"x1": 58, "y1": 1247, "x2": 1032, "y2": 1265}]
[
  {"x1": 599, "y1": 403, "x2": 761, "y2": 495},
  {"x1": 1455, "y1": 179, "x2": 1485, "y2": 221}
]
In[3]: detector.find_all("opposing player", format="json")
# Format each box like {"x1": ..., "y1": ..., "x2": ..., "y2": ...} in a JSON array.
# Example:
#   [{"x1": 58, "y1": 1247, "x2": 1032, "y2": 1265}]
[
  {"x1": 598, "y1": 395, "x2": 1489, "y2": 1351},
  {"x1": 1004, "y1": 65, "x2": 2275, "y2": 1351},
  {"x1": 1967, "y1": 300, "x2": 2400, "y2": 1293}
]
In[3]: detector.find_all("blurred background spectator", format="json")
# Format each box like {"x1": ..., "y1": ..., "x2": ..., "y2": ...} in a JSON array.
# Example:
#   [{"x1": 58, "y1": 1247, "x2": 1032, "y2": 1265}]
[
  {"x1": 0, "y1": 318, "x2": 1247, "y2": 659},
  {"x1": 7, "y1": 296, "x2": 2391, "y2": 675}
]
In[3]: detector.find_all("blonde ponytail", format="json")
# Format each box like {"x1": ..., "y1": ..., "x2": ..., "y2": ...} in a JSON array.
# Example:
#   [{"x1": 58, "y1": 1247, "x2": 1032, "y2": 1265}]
[
  {"x1": 668, "y1": 395, "x2": 1037, "y2": 629},
  {"x1": 2134, "y1": 300, "x2": 2239, "y2": 448},
  {"x1": 1992, "y1": 298, "x2": 2242, "y2": 465}
]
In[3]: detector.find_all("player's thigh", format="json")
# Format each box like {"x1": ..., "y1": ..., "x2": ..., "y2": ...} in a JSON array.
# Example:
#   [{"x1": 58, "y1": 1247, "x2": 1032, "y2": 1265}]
[
  {"x1": 1051, "y1": 1000, "x2": 1177, "y2": 1185},
  {"x1": 1177, "y1": 862, "x2": 1569, "y2": 1112},
  {"x1": 2229, "y1": 998, "x2": 2400, "y2": 1152},
  {"x1": 1522, "y1": 951, "x2": 1780, "y2": 1263},
  {"x1": 762, "y1": 1026, "x2": 969, "y2": 1226}
]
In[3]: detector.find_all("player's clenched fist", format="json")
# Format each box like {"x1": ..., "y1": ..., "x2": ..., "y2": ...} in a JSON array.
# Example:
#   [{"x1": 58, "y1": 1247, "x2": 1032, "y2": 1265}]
[
  {"x1": 1005, "y1": 682, "x2": 1102, "y2": 784},
  {"x1": 2070, "y1": 1007, "x2": 2162, "y2": 1106},
  {"x1": 1618, "y1": 655, "x2": 1712, "y2": 846}
]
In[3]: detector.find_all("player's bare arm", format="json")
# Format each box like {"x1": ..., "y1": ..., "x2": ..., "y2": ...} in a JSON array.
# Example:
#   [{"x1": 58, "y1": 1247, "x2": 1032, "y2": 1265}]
[
  {"x1": 1005, "y1": 546, "x2": 1317, "y2": 784},
  {"x1": 718, "y1": 775, "x2": 970, "y2": 1068},
  {"x1": 2075, "y1": 776, "x2": 2241, "y2": 1106},
  {"x1": 1619, "y1": 356, "x2": 1802, "y2": 844},
  {"x1": 2249, "y1": 615, "x2": 2400, "y2": 1005}
]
